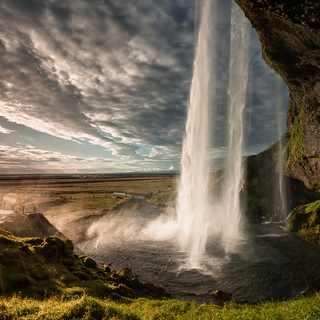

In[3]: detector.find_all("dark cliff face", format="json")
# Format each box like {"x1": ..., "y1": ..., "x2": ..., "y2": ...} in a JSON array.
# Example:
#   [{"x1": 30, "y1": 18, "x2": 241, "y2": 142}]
[{"x1": 235, "y1": 0, "x2": 320, "y2": 190}]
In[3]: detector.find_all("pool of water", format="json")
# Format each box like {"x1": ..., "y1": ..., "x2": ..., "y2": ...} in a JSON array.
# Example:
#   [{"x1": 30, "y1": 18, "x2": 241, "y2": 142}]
[{"x1": 77, "y1": 198, "x2": 320, "y2": 303}]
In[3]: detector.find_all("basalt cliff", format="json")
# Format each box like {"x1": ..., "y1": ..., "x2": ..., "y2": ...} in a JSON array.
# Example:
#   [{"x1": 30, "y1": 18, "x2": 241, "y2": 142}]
[{"x1": 235, "y1": 0, "x2": 320, "y2": 190}]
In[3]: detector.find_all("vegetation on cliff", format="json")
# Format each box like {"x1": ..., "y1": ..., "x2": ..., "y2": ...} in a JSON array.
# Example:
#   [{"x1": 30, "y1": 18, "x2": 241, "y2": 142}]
[
  {"x1": 235, "y1": 0, "x2": 320, "y2": 190},
  {"x1": 284, "y1": 109, "x2": 307, "y2": 175},
  {"x1": 287, "y1": 200, "x2": 320, "y2": 246}
]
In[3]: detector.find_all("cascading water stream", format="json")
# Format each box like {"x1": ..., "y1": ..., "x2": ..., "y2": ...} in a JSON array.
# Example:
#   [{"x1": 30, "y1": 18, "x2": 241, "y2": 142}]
[
  {"x1": 176, "y1": 0, "x2": 216, "y2": 262},
  {"x1": 220, "y1": 2, "x2": 251, "y2": 252},
  {"x1": 275, "y1": 75, "x2": 287, "y2": 221},
  {"x1": 176, "y1": 0, "x2": 250, "y2": 260}
]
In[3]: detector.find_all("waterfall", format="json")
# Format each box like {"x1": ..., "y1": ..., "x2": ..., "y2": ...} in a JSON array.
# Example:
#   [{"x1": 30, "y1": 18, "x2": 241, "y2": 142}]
[
  {"x1": 275, "y1": 75, "x2": 287, "y2": 221},
  {"x1": 220, "y1": 1, "x2": 251, "y2": 252},
  {"x1": 176, "y1": 0, "x2": 250, "y2": 261},
  {"x1": 176, "y1": 0, "x2": 216, "y2": 261}
]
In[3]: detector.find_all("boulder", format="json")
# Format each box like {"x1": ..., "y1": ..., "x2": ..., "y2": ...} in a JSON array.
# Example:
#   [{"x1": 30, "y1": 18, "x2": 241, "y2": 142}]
[{"x1": 83, "y1": 256, "x2": 97, "y2": 269}]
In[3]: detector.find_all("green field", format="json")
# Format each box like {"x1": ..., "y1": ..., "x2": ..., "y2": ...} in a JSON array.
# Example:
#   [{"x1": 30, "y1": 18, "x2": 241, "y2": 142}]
[{"x1": 0, "y1": 175, "x2": 177, "y2": 242}]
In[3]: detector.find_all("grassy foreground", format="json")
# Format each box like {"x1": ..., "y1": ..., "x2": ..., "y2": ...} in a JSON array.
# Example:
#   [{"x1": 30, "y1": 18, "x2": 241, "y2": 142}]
[
  {"x1": 1, "y1": 223, "x2": 320, "y2": 319},
  {"x1": 1, "y1": 293, "x2": 320, "y2": 319}
]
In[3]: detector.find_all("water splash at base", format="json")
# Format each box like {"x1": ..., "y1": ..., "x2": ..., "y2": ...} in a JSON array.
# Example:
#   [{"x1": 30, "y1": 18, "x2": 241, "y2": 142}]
[{"x1": 176, "y1": 0, "x2": 251, "y2": 261}]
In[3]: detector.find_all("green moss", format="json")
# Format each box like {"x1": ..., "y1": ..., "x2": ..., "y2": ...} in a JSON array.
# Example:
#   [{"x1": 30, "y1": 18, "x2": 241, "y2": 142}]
[
  {"x1": 0, "y1": 228, "x2": 117, "y2": 299},
  {"x1": 305, "y1": 200, "x2": 320, "y2": 214},
  {"x1": 287, "y1": 200, "x2": 320, "y2": 246},
  {"x1": 297, "y1": 87, "x2": 304, "y2": 101},
  {"x1": 286, "y1": 205, "x2": 308, "y2": 232},
  {"x1": 61, "y1": 273, "x2": 79, "y2": 284},
  {"x1": 285, "y1": 111, "x2": 306, "y2": 175},
  {"x1": 287, "y1": 99, "x2": 293, "y2": 115},
  {"x1": 72, "y1": 271, "x2": 90, "y2": 281},
  {"x1": 81, "y1": 256, "x2": 97, "y2": 269}
]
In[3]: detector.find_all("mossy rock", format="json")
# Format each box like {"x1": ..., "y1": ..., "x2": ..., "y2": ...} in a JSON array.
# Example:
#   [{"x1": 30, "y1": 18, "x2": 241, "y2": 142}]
[
  {"x1": 0, "y1": 228, "x2": 170, "y2": 300},
  {"x1": 36, "y1": 237, "x2": 75, "y2": 263},
  {"x1": 286, "y1": 200, "x2": 320, "y2": 246},
  {"x1": 61, "y1": 273, "x2": 79, "y2": 284},
  {"x1": 72, "y1": 271, "x2": 90, "y2": 281},
  {"x1": 286, "y1": 205, "x2": 309, "y2": 232},
  {"x1": 102, "y1": 264, "x2": 111, "y2": 273},
  {"x1": 112, "y1": 283, "x2": 136, "y2": 298},
  {"x1": 83, "y1": 256, "x2": 97, "y2": 269}
]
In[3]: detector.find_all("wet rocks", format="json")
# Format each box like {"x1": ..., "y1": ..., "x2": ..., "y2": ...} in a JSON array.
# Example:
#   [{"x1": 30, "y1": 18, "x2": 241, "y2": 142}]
[
  {"x1": 212, "y1": 289, "x2": 232, "y2": 300},
  {"x1": 112, "y1": 283, "x2": 136, "y2": 298},
  {"x1": 299, "y1": 278, "x2": 320, "y2": 297},
  {"x1": 140, "y1": 281, "x2": 169, "y2": 298},
  {"x1": 212, "y1": 289, "x2": 233, "y2": 300},
  {"x1": 110, "y1": 267, "x2": 171, "y2": 299}
]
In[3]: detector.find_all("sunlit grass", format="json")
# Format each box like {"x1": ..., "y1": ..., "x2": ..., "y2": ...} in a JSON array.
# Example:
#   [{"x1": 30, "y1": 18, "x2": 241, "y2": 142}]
[
  {"x1": 146, "y1": 191, "x2": 176, "y2": 207},
  {"x1": 0, "y1": 175, "x2": 177, "y2": 216},
  {"x1": 1, "y1": 294, "x2": 320, "y2": 319},
  {"x1": 0, "y1": 175, "x2": 177, "y2": 199},
  {"x1": 44, "y1": 193, "x2": 130, "y2": 216}
]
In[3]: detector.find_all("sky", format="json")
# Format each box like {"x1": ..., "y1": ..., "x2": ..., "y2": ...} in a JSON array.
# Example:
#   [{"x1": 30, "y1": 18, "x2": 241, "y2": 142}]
[{"x1": 0, "y1": 0, "x2": 289, "y2": 174}]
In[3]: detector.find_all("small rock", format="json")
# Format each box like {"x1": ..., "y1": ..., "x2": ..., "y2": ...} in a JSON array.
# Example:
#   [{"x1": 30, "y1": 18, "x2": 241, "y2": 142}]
[
  {"x1": 117, "y1": 267, "x2": 135, "y2": 280},
  {"x1": 212, "y1": 289, "x2": 233, "y2": 300},
  {"x1": 102, "y1": 264, "x2": 111, "y2": 273},
  {"x1": 113, "y1": 283, "x2": 136, "y2": 298},
  {"x1": 61, "y1": 295, "x2": 80, "y2": 301}
]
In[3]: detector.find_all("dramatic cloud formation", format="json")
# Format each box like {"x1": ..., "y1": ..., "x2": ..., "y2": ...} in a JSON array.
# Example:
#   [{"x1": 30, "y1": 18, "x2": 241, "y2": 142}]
[{"x1": 0, "y1": 0, "x2": 288, "y2": 174}]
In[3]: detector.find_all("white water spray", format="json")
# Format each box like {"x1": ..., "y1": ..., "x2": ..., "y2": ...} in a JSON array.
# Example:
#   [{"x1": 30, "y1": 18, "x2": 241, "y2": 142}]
[{"x1": 176, "y1": 0, "x2": 250, "y2": 260}]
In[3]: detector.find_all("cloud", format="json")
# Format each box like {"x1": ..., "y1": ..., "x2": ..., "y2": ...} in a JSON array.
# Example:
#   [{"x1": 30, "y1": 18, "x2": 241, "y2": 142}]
[
  {"x1": 0, "y1": 0, "x2": 289, "y2": 173},
  {"x1": 0, "y1": 125, "x2": 14, "y2": 134},
  {"x1": 0, "y1": 0, "x2": 195, "y2": 163}
]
